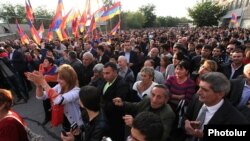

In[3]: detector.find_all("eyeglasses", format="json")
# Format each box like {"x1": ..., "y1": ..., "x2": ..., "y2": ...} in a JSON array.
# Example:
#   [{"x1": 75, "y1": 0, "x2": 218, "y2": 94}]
[{"x1": 227, "y1": 48, "x2": 234, "y2": 50}]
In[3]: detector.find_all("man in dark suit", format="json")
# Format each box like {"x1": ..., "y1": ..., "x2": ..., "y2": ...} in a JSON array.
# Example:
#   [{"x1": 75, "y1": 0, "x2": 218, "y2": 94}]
[
  {"x1": 184, "y1": 72, "x2": 248, "y2": 141},
  {"x1": 83, "y1": 41, "x2": 98, "y2": 58},
  {"x1": 68, "y1": 51, "x2": 84, "y2": 87},
  {"x1": 119, "y1": 40, "x2": 138, "y2": 76},
  {"x1": 228, "y1": 64, "x2": 250, "y2": 121},
  {"x1": 101, "y1": 62, "x2": 130, "y2": 141},
  {"x1": 5, "y1": 45, "x2": 29, "y2": 102},
  {"x1": 221, "y1": 49, "x2": 244, "y2": 79},
  {"x1": 97, "y1": 45, "x2": 109, "y2": 64}
]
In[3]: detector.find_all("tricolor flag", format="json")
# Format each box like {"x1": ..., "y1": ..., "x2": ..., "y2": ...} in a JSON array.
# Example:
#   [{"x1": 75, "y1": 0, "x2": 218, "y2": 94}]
[
  {"x1": 16, "y1": 19, "x2": 30, "y2": 45},
  {"x1": 94, "y1": 6, "x2": 105, "y2": 22},
  {"x1": 38, "y1": 22, "x2": 44, "y2": 38},
  {"x1": 110, "y1": 20, "x2": 120, "y2": 35},
  {"x1": 25, "y1": 0, "x2": 34, "y2": 23},
  {"x1": 87, "y1": 16, "x2": 96, "y2": 34},
  {"x1": 231, "y1": 13, "x2": 237, "y2": 24},
  {"x1": 28, "y1": 21, "x2": 41, "y2": 45},
  {"x1": 47, "y1": 24, "x2": 53, "y2": 41},
  {"x1": 100, "y1": 2, "x2": 121, "y2": 22},
  {"x1": 51, "y1": 0, "x2": 64, "y2": 31},
  {"x1": 50, "y1": 0, "x2": 64, "y2": 40}
]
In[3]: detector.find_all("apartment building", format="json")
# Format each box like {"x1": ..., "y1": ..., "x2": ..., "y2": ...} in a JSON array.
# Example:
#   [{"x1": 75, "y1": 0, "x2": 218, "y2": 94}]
[{"x1": 201, "y1": 0, "x2": 250, "y2": 28}]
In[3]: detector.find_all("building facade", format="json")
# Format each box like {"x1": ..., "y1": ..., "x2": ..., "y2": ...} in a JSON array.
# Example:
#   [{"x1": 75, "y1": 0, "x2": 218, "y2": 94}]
[{"x1": 201, "y1": 0, "x2": 250, "y2": 28}]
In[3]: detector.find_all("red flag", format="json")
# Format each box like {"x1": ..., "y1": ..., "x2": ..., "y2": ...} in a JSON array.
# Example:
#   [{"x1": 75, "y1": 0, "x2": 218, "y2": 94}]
[
  {"x1": 16, "y1": 19, "x2": 30, "y2": 45},
  {"x1": 72, "y1": 11, "x2": 80, "y2": 38},
  {"x1": 61, "y1": 29, "x2": 68, "y2": 40}
]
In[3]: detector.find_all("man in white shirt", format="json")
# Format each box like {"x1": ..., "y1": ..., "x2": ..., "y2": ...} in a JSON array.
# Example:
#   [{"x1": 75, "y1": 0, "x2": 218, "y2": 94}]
[{"x1": 184, "y1": 72, "x2": 248, "y2": 141}]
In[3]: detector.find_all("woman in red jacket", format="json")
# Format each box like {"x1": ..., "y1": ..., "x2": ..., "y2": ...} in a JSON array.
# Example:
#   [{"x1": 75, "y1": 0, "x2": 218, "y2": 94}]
[{"x1": 0, "y1": 89, "x2": 28, "y2": 141}]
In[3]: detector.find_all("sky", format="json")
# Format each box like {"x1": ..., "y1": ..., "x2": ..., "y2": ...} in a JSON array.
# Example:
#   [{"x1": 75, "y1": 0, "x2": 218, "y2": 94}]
[{"x1": 1, "y1": 0, "x2": 199, "y2": 18}]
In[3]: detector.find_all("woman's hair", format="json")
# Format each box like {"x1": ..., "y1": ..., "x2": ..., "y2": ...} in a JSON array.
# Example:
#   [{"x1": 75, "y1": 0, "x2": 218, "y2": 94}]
[
  {"x1": 174, "y1": 52, "x2": 184, "y2": 61},
  {"x1": 202, "y1": 60, "x2": 218, "y2": 72},
  {"x1": 44, "y1": 57, "x2": 54, "y2": 65},
  {"x1": 57, "y1": 64, "x2": 78, "y2": 92},
  {"x1": 175, "y1": 60, "x2": 190, "y2": 72},
  {"x1": 0, "y1": 89, "x2": 13, "y2": 111},
  {"x1": 161, "y1": 55, "x2": 170, "y2": 67},
  {"x1": 140, "y1": 67, "x2": 155, "y2": 79}
]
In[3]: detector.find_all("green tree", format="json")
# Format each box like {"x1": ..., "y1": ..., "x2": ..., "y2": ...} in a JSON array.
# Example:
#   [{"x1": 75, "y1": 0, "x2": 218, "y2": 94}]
[
  {"x1": 0, "y1": 3, "x2": 53, "y2": 28},
  {"x1": 122, "y1": 11, "x2": 145, "y2": 29},
  {"x1": 139, "y1": 4, "x2": 156, "y2": 28},
  {"x1": 156, "y1": 16, "x2": 167, "y2": 27},
  {"x1": 188, "y1": 1, "x2": 226, "y2": 27},
  {"x1": 0, "y1": 3, "x2": 26, "y2": 23},
  {"x1": 34, "y1": 6, "x2": 53, "y2": 29}
]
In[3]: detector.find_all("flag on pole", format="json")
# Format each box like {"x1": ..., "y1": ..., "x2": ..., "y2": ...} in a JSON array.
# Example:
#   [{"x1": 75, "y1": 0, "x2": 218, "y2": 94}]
[
  {"x1": 230, "y1": 13, "x2": 237, "y2": 24},
  {"x1": 51, "y1": 0, "x2": 63, "y2": 31},
  {"x1": 28, "y1": 21, "x2": 41, "y2": 45},
  {"x1": 55, "y1": 29, "x2": 64, "y2": 41},
  {"x1": 50, "y1": 0, "x2": 64, "y2": 40},
  {"x1": 25, "y1": 0, "x2": 34, "y2": 23},
  {"x1": 38, "y1": 22, "x2": 44, "y2": 38},
  {"x1": 99, "y1": 1, "x2": 121, "y2": 21},
  {"x1": 87, "y1": 16, "x2": 97, "y2": 33},
  {"x1": 94, "y1": 6, "x2": 105, "y2": 22},
  {"x1": 79, "y1": 0, "x2": 90, "y2": 32},
  {"x1": 110, "y1": 20, "x2": 120, "y2": 35},
  {"x1": 47, "y1": 24, "x2": 53, "y2": 41},
  {"x1": 16, "y1": 19, "x2": 30, "y2": 45}
]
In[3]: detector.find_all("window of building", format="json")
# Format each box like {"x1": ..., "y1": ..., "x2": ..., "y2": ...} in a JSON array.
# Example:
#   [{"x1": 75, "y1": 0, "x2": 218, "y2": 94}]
[
  {"x1": 233, "y1": 0, "x2": 237, "y2": 9},
  {"x1": 230, "y1": 1, "x2": 234, "y2": 10},
  {"x1": 239, "y1": 0, "x2": 243, "y2": 8},
  {"x1": 245, "y1": 0, "x2": 250, "y2": 6}
]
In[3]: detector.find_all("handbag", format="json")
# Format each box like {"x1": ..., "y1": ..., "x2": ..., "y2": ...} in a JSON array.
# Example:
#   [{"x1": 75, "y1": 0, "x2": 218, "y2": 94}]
[
  {"x1": 48, "y1": 88, "x2": 64, "y2": 127},
  {"x1": 51, "y1": 104, "x2": 64, "y2": 127}
]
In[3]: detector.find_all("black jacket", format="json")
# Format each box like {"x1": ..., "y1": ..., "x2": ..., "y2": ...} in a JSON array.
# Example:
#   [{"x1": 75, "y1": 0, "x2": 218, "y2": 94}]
[
  {"x1": 100, "y1": 76, "x2": 130, "y2": 141},
  {"x1": 83, "y1": 110, "x2": 109, "y2": 141},
  {"x1": 184, "y1": 95, "x2": 249, "y2": 141}
]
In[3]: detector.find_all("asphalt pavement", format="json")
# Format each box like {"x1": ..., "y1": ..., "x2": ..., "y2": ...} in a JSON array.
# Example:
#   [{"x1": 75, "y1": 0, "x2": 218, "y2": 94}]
[{"x1": 13, "y1": 89, "x2": 62, "y2": 141}]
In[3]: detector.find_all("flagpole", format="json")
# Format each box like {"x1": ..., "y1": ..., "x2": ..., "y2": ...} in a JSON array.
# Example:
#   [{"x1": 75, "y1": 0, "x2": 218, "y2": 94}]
[{"x1": 119, "y1": 0, "x2": 121, "y2": 35}]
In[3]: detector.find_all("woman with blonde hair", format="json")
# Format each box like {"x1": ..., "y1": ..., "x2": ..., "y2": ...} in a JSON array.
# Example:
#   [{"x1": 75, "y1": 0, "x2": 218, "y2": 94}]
[
  {"x1": 26, "y1": 64, "x2": 83, "y2": 133},
  {"x1": 196, "y1": 59, "x2": 218, "y2": 85}
]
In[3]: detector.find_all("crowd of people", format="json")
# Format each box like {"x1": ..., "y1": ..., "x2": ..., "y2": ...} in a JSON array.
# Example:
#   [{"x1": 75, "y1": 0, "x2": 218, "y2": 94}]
[{"x1": 0, "y1": 26, "x2": 250, "y2": 141}]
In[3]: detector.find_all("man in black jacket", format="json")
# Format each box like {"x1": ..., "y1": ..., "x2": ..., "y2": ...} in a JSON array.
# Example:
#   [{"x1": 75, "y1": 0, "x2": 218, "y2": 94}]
[
  {"x1": 228, "y1": 64, "x2": 250, "y2": 121},
  {"x1": 184, "y1": 72, "x2": 248, "y2": 141},
  {"x1": 101, "y1": 62, "x2": 130, "y2": 141}
]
